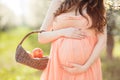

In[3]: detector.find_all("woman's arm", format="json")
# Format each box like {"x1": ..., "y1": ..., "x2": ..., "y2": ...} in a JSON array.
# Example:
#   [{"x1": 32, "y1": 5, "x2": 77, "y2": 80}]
[
  {"x1": 84, "y1": 12, "x2": 107, "y2": 68},
  {"x1": 84, "y1": 26, "x2": 107, "y2": 68},
  {"x1": 40, "y1": 0, "x2": 62, "y2": 31},
  {"x1": 62, "y1": 26, "x2": 107, "y2": 74},
  {"x1": 38, "y1": 28, "x2": 86, "y2": 44},
  {"x1": 38, "y1": 0, "x2": 62, "y2": 43},
  {"x1": 38, "y1": 30, "x2": 62, "y2": 44},
  {"x1": 38, "y1": 0, "x2": 86, "y2": 44}
]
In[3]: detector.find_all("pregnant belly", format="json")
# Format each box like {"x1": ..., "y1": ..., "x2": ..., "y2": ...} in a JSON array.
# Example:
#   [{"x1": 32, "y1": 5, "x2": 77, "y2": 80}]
[{"x1": 55, "y1": 37, "x2": 96, "y2": 66}]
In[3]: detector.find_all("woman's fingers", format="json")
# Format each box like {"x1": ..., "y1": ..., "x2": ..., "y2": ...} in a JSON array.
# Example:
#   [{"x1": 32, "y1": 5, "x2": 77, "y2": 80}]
[
  {"x1": 72, "y1": 33, "x2": 86, "y2": 39},
  {"x1": 69, "y1": 63, "x2": 80, "y2": 67},
  {"x1": 73, "y1": 28, "x2": 86, "y2": 39},
  {"x1": 61, "y1": 27, "x2": 87, "y2": 39},
  {"x1": 71, "y1": 35, "x2": 85, "y2": 39},
  {"x1": 75, "y1": 28, "x2": 86, "y2": 35},
  {"x1": 63, "y1": 66, "x2": 76, "y2": 74}
]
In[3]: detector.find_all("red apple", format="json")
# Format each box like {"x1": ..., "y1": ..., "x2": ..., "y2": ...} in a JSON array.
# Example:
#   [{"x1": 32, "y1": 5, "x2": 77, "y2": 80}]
[{"x1": 32, "y1": 48, "x2": 43, "y2": 58}]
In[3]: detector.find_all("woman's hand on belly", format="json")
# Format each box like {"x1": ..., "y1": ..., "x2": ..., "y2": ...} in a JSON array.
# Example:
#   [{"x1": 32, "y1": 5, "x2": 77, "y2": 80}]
[
  {"x1": 62, "y1": 62, "x2": 88, "y2": 74},
  {"x1": 60, "y1": 27, "x2": 86, "y2": 39}
]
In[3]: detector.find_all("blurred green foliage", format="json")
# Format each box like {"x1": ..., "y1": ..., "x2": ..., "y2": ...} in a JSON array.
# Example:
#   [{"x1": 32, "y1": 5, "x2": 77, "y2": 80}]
[{"x1": 0, "y1": 27, "x2": 120, "y2": 80}]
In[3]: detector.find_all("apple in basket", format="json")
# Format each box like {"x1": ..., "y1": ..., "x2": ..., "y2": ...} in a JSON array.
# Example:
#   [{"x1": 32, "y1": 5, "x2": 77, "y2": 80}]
[{"x1": 31, "y1": 48, "x2": 43, "y2": 58}]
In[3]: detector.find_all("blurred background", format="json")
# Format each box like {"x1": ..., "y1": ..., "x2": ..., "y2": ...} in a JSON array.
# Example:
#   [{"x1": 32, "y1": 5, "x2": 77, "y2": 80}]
[{"x1": 0, "y1": 0, "x2": 120, "y2": 80}]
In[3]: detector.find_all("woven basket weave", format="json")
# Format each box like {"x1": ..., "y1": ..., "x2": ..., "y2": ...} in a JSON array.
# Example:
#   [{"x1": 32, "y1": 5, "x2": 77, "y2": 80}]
[{"x1": 15, "y1": 30, "x2": 49, "y2": 70}]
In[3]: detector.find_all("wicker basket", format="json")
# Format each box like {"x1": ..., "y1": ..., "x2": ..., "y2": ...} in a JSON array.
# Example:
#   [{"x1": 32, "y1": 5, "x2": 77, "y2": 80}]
[{"x1": 15, "y1": 30, "x2": 49, "y2": 70}]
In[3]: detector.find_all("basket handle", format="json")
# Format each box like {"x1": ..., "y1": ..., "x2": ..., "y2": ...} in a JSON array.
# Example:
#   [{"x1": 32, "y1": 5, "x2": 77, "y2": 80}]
[{"x1": 18, "y1": 30, "x2": 45, "y2": 45}]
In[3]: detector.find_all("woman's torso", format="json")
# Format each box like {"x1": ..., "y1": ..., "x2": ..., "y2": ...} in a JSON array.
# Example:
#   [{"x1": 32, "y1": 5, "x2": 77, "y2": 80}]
[
  {"x1": 52, "y1": 8, "x2": 97, "y2": 38},
  {"x1": 50, "y1": 9, "x2": 98, "y2": 66}
]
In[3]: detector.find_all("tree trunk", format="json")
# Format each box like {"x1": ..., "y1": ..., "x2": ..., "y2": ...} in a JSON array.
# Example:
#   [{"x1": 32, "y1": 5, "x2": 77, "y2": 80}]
[{"x1": 107, "y1": 33, "x2": 114, "y2": 59}]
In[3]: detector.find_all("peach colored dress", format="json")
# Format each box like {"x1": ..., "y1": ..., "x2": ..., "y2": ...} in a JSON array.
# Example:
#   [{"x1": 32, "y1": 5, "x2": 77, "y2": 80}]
[{"x1": 40, "y1": 10, "x2": 102, "y2": 80}]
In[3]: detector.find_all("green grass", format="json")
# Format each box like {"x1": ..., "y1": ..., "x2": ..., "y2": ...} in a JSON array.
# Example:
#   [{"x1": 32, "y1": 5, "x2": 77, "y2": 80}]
[{"x1": 0, "y1": 27, "x2": 120, "y2": 80}]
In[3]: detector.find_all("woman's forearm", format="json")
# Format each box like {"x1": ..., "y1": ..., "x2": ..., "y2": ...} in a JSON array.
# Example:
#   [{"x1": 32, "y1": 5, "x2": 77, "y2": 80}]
[
  {"x1": 84, "y1": 29, "x2": 107, "y2": 68},
  {"x1": 38, "y1": 30, "x2": 63, "y2": 44},
  {"x1": 84, "y1": 37, "x2": 106, "y2": 68},
  {"x1": 38, "y1": 28, "x2": 87, "y2": 44}
]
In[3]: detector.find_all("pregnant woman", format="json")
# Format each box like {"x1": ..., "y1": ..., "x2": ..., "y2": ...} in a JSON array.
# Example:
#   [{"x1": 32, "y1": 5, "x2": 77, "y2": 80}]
[{"x1": 38, "y1": 0, "x2": 107, "y2": 80}]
